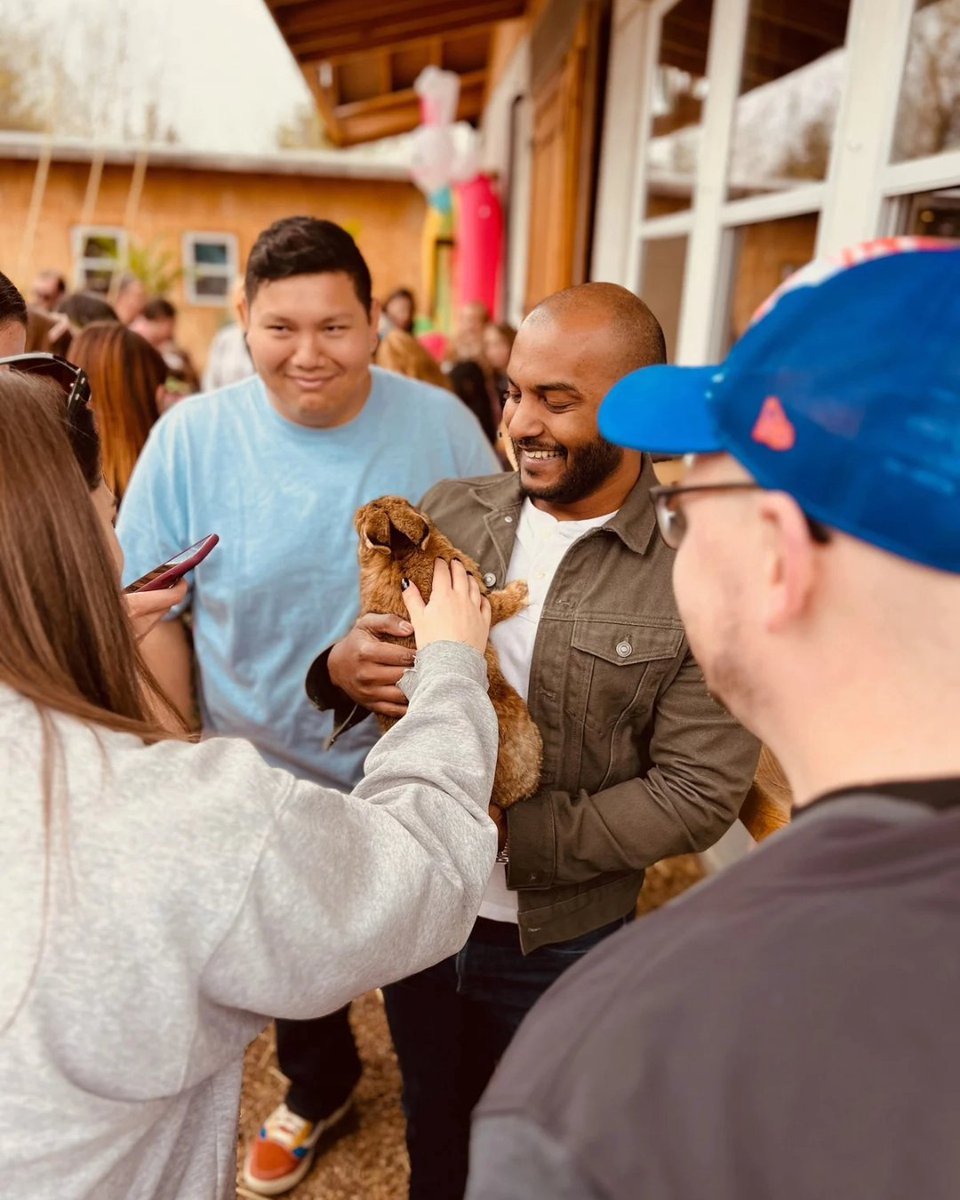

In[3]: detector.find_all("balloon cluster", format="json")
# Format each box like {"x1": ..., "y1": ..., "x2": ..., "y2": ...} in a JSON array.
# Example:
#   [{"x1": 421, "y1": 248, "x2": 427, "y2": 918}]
[
  {"x1": 409, "y1": 67, "x2": 480, "y2": 211},
  {"x1": 410, "y1": 66, "x2": 503, "y2": 324}
]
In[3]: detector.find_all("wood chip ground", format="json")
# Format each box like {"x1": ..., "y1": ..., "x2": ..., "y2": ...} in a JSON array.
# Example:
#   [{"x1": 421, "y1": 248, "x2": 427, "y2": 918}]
[{"x1": 237, "y1": 854, "x2": 703, "y2": 1198}]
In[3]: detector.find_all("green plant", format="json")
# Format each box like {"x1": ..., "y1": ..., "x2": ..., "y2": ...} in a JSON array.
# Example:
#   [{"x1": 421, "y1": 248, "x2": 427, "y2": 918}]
[{"x1": 126, "y1": 239, "x2": 182, "y2": 296}]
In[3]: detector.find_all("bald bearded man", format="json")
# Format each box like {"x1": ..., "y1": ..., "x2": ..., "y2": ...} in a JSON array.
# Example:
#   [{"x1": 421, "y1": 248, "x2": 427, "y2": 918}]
[{"x1": 311, "y1": 283, "x2": 760, "y2": 1199}]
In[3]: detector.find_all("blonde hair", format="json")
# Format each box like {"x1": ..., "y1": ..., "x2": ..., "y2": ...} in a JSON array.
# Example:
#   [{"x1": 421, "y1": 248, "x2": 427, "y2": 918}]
[{"x1": 376, "y1": 329, "x2": 450, "y2": 391}]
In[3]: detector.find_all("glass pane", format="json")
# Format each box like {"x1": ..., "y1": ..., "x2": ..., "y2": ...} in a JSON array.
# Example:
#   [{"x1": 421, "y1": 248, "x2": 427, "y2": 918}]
[
  {"x1": 891, "y1": 0, "x2": 960, "y2": 163},
  {"x1": 638, "y1": 236, "x2": 688, "y2": 364},
  {"x1": 898, "y1": 188, "x2": 960, "y2": 240},
  {"x1": 80, "y1": 268, "x2": 114, "y2": 294},
  {"x1": 193, "y1": 240, "x2": 229, "y2": 266},
  {"x1": 721, "y1": 214, "x2": 818, "y2": 351},
  {"x1": 643, "y1": 0, "x2": 713, "y2": 218},
  {"x1": 82, "y1": 234, "x2": 120, "y2": 260},
  {"x1": 195, "y1": 274, "x2": 230, "y2": 298},
  {"x1": 727, "y1": 0, "x2": 851, "y2": 199}
]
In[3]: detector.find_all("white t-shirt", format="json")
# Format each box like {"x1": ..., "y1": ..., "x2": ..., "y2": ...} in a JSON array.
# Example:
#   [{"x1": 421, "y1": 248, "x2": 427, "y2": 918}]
[{"x1": 480, "y1": 499, "x2": 617, "y2": 923}]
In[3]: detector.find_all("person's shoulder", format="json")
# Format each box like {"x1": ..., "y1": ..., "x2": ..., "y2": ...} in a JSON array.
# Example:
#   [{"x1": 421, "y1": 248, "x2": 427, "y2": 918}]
[
  {"x1": 111, "y1": 729, "x2": 295, "y2": 837},
  {"x1": 421, "y1": 471, "x2": 514, "y2": 512},
  {"x1": 176, "y1": 375, "x2": 261, "y2": 418},
  {"x1": 154, "y1": 376, "x2": 262, "y2": 441},
  {"x1": 372, "y1": 364, "x2": 450, "y2": 401}
]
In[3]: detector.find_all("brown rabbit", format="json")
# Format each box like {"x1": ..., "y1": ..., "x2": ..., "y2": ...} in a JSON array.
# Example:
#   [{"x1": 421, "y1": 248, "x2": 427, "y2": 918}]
[{"x1": 354, "y1": 495, "x2": 543, "y2": 809}]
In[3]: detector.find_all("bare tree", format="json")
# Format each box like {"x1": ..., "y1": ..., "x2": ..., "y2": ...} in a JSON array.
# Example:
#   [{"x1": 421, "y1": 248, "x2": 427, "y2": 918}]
[
  {"x1": 275, "y1": 102, "x2": 331, "y2": 151},
  {"x1": 893, "y1": 0, "x2": 960, "y2": 161},
  {"x1": 0, "y1": 31, "x2": 47, "y2": 132}
]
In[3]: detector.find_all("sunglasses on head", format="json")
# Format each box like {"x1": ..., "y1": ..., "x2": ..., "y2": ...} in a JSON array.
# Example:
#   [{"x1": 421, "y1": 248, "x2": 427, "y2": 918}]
[{"x1": 0, "y1": 353, "x2": 91, "y2": 422}]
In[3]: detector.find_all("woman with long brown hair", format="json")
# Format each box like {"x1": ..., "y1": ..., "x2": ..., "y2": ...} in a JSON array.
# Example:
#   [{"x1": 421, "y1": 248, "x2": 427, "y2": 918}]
[
  {"x1": 69, "y1": 320, "x2": 167, "y2": 500},
  {"x1": 0, "y1": 365, "x2": 498, "y2": 1199}
]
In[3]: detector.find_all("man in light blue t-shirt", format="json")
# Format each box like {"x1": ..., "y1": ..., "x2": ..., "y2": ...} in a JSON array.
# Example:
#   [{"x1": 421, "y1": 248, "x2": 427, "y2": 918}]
[{"x1": 118, "y1": 216, "x2": 497, "y2": 1197}]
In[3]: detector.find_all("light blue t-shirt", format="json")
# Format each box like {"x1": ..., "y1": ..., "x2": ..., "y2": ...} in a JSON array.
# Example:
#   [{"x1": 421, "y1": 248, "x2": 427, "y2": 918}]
[{"x1": 118, "y1": 366, "x2": 499, "y2": 790}]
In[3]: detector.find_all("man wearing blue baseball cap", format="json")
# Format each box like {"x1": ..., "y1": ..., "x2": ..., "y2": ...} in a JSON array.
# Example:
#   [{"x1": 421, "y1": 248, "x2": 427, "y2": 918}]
[{"x1": 465, "y1": 239, "x2": 960, "y2": 1200}]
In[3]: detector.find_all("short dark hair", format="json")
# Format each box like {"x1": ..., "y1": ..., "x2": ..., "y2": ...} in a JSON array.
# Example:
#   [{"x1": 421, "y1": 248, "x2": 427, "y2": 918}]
[
  {"x1": 0, "y1": 270, "x2": 28, "y2": 329},
  {"x1": 58, "y1": 291, "x2": 119, "y2": 328},
  {"x1": 245, "y1": 216, "x2": 373, "y2": 312},
  {"x1": 142, "y1": 297, "x2": 176, "y2": 321}
]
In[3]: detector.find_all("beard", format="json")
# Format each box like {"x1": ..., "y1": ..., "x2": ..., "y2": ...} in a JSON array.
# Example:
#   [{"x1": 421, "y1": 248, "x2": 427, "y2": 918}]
[{"x1": 514, "y1": 435, "x2": 624, "y2": 505}]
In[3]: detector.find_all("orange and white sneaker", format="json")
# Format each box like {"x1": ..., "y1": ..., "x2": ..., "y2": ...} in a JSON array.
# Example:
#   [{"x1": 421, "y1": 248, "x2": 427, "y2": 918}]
[{"x1": 241, "y1": 1098, "x2": 352, "y2": 1196}]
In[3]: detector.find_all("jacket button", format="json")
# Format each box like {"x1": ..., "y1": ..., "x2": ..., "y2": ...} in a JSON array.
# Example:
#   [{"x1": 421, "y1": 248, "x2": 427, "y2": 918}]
[
  {"x1": 483, "y1": 572, "x2": 497, "y2": 587},
  {"x1": 504, "y1": 515, "x2": 513, "y2": 524},
  {"x1": 616, "y1": 640, "x2": 633, "y2": 658}
]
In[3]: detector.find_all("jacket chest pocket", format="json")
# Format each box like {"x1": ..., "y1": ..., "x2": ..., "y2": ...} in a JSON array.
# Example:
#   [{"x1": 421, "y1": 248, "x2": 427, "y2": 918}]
[{"x1": 564, "y1": 620, "x2": 684, "y2": 736}]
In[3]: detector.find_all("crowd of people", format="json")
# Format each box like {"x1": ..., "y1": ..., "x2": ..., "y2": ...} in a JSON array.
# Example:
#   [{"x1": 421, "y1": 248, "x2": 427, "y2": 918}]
[{"x1": 0, "y1": 218, "x2": 956, "y2": 1200}]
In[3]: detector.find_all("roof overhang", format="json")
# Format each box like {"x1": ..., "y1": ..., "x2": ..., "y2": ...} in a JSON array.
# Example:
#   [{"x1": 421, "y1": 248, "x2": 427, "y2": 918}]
[
  {"x1": 264, "y1": 0, "x2": 526, "y2": 146},
  {"x1": 0, "y1": 131, "x2": 413, "y2": 181}
]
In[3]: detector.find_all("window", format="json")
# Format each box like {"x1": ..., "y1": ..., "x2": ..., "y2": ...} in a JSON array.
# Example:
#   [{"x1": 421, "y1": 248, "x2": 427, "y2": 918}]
[
  {"x1": 719, "y1": 213, "x2": 819, "y2": 352},
  {"x1": 182, "y1": 233, "x2": 238, "y2": 305},
  {"x1": 638, "y1": 234, "x2": 688, "y2": 362},
  {"x1": 891, "y1": 0, "x2": 960, "y2": 164},
  {"x1": 599, "y1": 0, "x2": 960, "y2": 368},
  {"x1": 72, "y1": 226, "x2": 128, "y2": 294},
  {"x1": 642, "y1": 0, "x2": 715, "y2": 219},
  {"x1": 894, "y1": 187, "x2": 960, "y2": 239},
  {"x1": 727, "y1": 0, "x2": 852, "y2": 199}
]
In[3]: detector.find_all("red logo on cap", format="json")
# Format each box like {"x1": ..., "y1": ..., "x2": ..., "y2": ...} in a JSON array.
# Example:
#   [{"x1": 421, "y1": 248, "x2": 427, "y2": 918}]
[{"x1": 751, "y1": 397, "x2": 796, "y2": 451}]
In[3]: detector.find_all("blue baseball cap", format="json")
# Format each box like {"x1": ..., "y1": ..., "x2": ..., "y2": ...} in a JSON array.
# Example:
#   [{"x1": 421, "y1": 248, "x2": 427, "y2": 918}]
[{"x1": 599, "y1": 238, "x2": 960, "y2": 573}]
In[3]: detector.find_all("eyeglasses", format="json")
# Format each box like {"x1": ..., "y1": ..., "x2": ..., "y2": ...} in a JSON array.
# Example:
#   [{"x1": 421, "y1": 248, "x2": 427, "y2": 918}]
[
  {"x1": 650, "y1": 482, "x2": 832, "y2": 550},
  {"x1": 0, "y1": 353, "x2": 91, "y2": 422}
]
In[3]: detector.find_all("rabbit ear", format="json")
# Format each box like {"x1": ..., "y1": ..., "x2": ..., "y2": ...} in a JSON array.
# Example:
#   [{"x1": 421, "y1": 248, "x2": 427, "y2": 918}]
[
  {"x1": 358, "y1": 508, "x2": 392, "y2": 553},
  {"x1": 391, "y1": 507, "x2": 431, "y2": 549}
]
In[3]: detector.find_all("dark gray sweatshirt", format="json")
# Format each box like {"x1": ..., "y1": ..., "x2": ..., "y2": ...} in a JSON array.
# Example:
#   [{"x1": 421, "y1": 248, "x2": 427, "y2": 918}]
[{"x1": 468, "y1": 784, "x2": 960, "y2": 1200}]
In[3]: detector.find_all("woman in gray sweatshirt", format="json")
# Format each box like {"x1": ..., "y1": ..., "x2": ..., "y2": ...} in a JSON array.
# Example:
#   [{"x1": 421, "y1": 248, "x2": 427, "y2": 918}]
[{"x1": 0, "y1": 367, "x2": 498, "y2": 1199}]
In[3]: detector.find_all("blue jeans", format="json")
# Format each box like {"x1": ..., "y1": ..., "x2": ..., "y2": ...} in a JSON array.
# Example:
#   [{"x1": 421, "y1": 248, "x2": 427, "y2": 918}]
[{"x1": 384, "y1": 914, "x2": 630, "y2": 1200}]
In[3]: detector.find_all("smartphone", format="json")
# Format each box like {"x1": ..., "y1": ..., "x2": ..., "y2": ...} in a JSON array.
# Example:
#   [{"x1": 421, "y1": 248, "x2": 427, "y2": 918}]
[{"x1": 123, "y1": 534, "x2": 220, "y2": 594}]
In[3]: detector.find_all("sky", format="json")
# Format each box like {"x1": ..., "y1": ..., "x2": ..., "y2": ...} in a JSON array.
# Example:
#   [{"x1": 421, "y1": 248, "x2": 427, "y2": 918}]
[{"x1": 7, "y1": 0, "x2": 315, "y2": 152}]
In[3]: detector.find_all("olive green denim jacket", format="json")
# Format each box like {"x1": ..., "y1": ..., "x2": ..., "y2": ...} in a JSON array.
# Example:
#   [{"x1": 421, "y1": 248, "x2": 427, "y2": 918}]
[{"x1": 308, "y1": 461, "x2": 759, "y2": 952}]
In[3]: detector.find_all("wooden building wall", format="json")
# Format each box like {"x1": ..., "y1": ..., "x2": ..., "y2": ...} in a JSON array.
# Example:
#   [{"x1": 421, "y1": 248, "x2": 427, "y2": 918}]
[
  {"x1": 0, "y1": 159, "x2": 427, "y2": 372},
  {"x1": 524, "y1": 0, "x2": 609, "y2": 310}
]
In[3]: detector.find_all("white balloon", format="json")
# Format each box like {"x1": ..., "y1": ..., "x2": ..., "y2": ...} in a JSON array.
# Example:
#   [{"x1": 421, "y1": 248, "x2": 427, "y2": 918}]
[{"x1": 414, "y1": 66, "x2": 461, "y2": 127}]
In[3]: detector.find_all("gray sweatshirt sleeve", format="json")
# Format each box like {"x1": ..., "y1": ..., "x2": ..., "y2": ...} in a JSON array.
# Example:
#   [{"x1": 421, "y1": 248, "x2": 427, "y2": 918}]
[
  {"x1": 201, "y1": 640, "x2": 498, "y2": 1019},
  {"x1": 466, "y1": 1116, "x2": 603, "y2": 1200}
]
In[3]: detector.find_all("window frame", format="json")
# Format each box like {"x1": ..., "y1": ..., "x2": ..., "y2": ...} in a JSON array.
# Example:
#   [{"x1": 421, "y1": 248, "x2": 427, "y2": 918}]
[
  {"x1": 597, "y1": 0, "x2": 950, "y2": 366},
  {"x1": 71, "y1": 225, "x2": 129, "y2": 294},
  {"x1": 181, "y1": 231, "x2": 239, "y2": 307}
]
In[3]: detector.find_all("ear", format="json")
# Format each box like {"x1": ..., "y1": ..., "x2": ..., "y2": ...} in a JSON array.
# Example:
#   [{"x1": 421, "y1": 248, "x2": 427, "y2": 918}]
[
  {"x1": 368, "y1": 299, "x2": 382, "y2": 353},
  {"x1": 391, "y1": 506, "x2": 430, "y2": 549},
  {"x1": 358, "y1": 508, "x2": 392, "y2": 554},
  {"x1": 239, "y1": 294, "x2": 250, "y2": 332},
  {"x1": 757, "y1": 493, "x2": 819, "y2": 633}
]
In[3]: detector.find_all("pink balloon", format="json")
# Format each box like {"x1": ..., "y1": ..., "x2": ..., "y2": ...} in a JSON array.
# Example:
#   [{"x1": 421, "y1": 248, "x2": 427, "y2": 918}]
[{"x1": 454, "y1": 176, "x2": 503, "y2": 320}]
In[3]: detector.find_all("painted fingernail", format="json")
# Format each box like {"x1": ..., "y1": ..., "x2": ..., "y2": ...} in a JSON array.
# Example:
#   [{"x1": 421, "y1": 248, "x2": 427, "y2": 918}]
[{"x1": 401, "y1": 578, "x2": 410, "y2": 590}]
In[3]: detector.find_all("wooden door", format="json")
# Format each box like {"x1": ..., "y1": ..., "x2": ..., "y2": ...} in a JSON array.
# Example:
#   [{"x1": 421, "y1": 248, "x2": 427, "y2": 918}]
[{"x1": 525, "y1": 41, "x2": 585, "y2": 308}]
